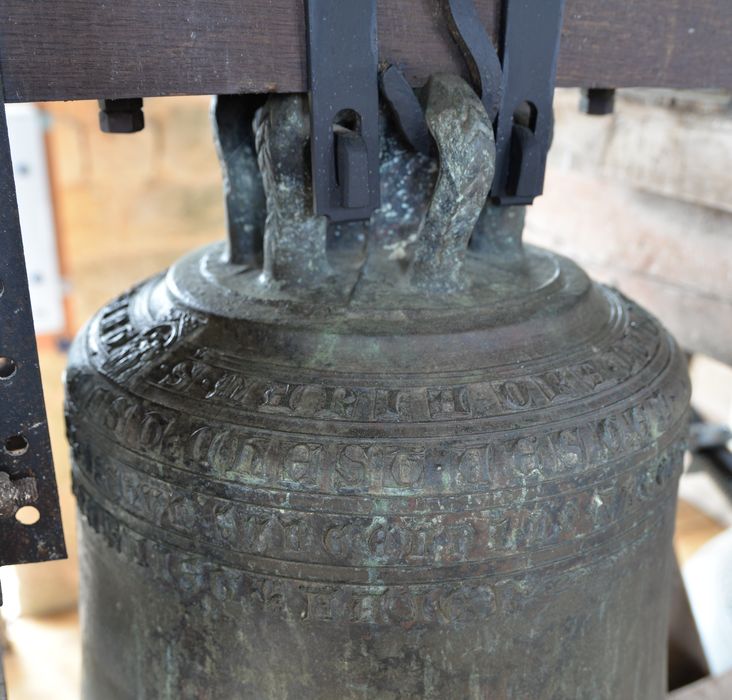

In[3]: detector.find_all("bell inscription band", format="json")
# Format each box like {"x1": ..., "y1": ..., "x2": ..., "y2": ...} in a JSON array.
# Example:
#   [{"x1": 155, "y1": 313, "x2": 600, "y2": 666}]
[{"x1": 66, "y1": 79, "x2": 689, "y2": 698}]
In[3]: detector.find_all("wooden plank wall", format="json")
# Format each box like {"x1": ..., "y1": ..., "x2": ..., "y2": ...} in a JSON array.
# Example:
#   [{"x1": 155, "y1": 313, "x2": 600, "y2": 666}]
[{"x1": 1, "y1": 0, "x2": 731, "y2": 103}]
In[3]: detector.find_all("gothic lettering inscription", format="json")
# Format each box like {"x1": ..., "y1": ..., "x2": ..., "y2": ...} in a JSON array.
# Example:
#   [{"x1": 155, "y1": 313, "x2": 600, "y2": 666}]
[
  {"x1": 76, "y1": 480, "x2": 670, "y2": 626},
  {"x1": 129, "y1": 311, "x2": 663, "y2": 424},
  {"x1": 74, "y1": 442, "x2": 683, "y2": 566},
  {"x1": 70, "y1": 381, "x2": 683, "y2": 502}
]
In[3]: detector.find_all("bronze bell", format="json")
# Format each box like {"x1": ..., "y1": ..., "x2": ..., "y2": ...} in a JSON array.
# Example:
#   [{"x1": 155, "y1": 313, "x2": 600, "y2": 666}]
[{"x1": 65, "y1": 78, "x2": 689, "y2": 699}]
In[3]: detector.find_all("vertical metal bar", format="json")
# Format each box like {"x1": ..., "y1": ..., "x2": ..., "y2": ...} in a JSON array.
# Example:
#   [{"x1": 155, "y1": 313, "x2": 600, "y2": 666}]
[
  {"x1": 305, "y1": 0, "x2": 380, "y2": 222},
  {"x1": 0, "y1": 85, "x2": 66, "y2": 565},
  {"x1": 491, "y1": 0, "x2": 566, "y2": 205}
]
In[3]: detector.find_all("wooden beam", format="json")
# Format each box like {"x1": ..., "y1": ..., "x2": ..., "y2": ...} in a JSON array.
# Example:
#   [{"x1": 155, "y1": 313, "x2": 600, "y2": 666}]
[{"x1": 1, "y1": 0, "x2": 730, "y2": 103}]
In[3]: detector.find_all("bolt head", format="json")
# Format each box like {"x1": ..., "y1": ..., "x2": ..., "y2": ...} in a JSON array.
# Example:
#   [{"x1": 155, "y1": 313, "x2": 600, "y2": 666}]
[{"x1": 99, "y1": 110, "x2": 145, "y2": 134}]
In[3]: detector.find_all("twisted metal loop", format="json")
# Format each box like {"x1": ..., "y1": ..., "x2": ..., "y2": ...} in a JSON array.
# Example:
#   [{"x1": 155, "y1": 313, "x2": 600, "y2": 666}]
[{"x1": 411, "y1": 74, "x2": 496, "y2": 293}]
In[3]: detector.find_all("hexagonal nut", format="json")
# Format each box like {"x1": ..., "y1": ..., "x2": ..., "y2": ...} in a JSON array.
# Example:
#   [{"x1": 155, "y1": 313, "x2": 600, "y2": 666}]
[{"x1": 99, "y1": 110, "x2": 145, "y2": 134}]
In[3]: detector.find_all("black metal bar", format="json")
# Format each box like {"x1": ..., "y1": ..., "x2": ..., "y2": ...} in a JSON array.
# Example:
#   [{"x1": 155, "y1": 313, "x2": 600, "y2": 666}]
[
  {"x1": 491, "y1": 0, "x2": 566, "y2": 205},
  {"x1": 380, "y1": 66, "x2": 432, "y2": 156},
  {"x1": 98, "y1": 98, "x2": 145, "y2": 133},
  {"x1": 0, "y1": 82, "x2": 66, "y2": 565},
  {"x1": 444, "y1": 0, "x2": 503, "y2": 121},
  {"x1": 305, "y1": 0, "x2": 380, "y2": 222},
  {"x1": 579, "y1": 88, "x2": 616, "y2": 116}
]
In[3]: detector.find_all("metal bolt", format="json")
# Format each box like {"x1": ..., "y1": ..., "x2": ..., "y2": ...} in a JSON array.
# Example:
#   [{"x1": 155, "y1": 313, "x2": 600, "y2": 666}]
[
  {"x1": 98, "y1": 98, "x2": 145, "y2": 133},
  {"x1": 579, "y1": 88, "x2": 616, "y2": 116}
]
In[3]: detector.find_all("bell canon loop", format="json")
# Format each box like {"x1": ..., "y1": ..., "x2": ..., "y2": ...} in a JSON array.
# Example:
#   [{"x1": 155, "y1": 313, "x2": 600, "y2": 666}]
[{"x1": 66, "y1": 78, "x2": 690, "y2": 699}]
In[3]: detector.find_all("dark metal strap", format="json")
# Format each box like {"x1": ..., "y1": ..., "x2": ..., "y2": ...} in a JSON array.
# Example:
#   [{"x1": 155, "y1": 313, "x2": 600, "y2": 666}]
[
  {"x1": 491, "y1": 0, "x2": 566, "y2": 204},
  {"x1": 305, "y1": 0, "x2": 380, "y2": 223},
  {"x1": 380, "y1": 66, "x2": 432, "y2": 156},
  {"x1": 0, "y1": 88, "x2": 66, "y2": 565},
  {"x1": 383, "y1": 0, "x2": 565, "y2": 209},
  {"x1": 444, "y1": 0, "x2": 503, "y2": 121}
]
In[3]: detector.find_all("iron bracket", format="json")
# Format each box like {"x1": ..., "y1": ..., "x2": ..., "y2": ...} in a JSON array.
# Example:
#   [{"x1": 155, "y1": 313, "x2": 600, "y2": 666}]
[
  {"x1": 491, "y1": 0, "x2": 566, "y2": 205},
  {"x1": 0, "y1": 73, "x2": 66, "y2": 567},
  {"x1": 385, "y1": 0, "x2": 566, "y2": 207},
  {"x1": 305, "y1": 0, "x2": 380, "y2": 223}
]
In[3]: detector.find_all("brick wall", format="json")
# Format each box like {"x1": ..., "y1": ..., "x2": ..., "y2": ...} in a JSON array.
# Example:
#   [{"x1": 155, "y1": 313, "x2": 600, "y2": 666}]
[
  {"x1": 45, "y1": 96, "x2": 226, "y2": 327},
  {"x1": 527, "y1": 89, "x2": 732, "y2": 366}
]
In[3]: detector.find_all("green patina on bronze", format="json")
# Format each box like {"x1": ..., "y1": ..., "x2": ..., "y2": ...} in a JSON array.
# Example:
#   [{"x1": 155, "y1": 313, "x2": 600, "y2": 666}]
[{"x1": 65, "y1": 76, "x2": 689, "y2": 699}]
